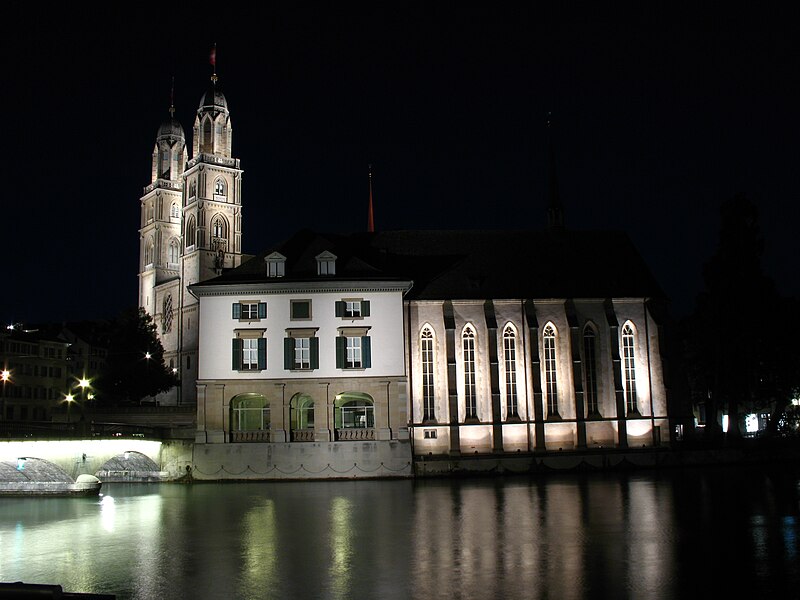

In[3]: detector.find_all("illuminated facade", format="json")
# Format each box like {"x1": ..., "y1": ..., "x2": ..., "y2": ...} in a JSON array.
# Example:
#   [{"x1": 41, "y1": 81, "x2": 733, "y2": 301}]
[
  {"x1": 189, "y1": 229, "x2": 668, "y2": 476},
  {"x1": 138, "y1": 78, "x2": 245, "y2": 405}
]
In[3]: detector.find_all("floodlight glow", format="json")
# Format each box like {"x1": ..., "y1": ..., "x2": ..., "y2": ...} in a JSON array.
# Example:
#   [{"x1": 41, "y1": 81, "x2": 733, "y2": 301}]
[{"x1": 1, "y1": 370, "x2": 10, "y2": 382}]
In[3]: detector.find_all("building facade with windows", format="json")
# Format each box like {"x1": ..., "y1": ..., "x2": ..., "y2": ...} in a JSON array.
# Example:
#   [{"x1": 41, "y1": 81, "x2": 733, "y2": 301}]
[{"x1": 187, "y1": 229, "x2": 669, "y2": 477}]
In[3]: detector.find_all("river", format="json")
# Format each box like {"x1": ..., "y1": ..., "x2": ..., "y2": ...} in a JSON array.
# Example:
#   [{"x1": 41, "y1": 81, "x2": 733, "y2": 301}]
[{"x1": 1, "y1": 465, "x2": 799, "y2": 599}]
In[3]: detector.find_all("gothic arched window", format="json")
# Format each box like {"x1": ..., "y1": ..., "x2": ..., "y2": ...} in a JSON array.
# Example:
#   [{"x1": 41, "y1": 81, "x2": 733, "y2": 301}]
[
  {"x1": 144, "y1": 237, "x2": 155, "y2": 267},
  {"x1": 622, "y1": 322, "x2": 638, "y2": 414},
  {"x1": 421, "y1": 326, "x2": 435, "y2": 422},
  {"x1": 170, "y1": 202, "x2": 180, "y2": 219},
  {"x1": 543, "y1": 323, "x2": 559, "y2": 417},
  {"x1": 583, "y1": 324, "x2": 600, "y2": 416},
  {"x1": 212, "y1": 216, "x2": 226, "y2": 238},
  {"x1": 462, "y1": 325, "x2": 477, "y2": 420},
  {"x1": 168, "y1": 239, "x2": 180, "y2": 265},
  {"x1": 185, "y1": 217, "x2": 196, "y2": 250},
  {"x1": 503, "y1": 324, "x2": 518, "y2": 418},
  {"x1": 214, "y1": 178, "x2": 226, "y2": 198}
]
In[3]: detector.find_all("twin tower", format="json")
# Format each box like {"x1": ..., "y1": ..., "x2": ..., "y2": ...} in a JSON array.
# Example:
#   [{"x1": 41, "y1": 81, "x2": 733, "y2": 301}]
[{"x1": 138, "y1": 77, "x2": 245, "y2": 405}]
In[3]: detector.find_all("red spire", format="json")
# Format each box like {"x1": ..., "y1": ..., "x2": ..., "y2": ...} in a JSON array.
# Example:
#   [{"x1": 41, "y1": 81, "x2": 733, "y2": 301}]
[{"x1": 368, "y1": 165, "x2": 375, "y2": 233}]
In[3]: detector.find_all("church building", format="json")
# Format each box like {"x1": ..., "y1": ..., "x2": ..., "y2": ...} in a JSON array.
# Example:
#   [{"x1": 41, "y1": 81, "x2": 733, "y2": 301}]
[{"x1": 138, "y1": 72, "x2": 670, "y2": 479}]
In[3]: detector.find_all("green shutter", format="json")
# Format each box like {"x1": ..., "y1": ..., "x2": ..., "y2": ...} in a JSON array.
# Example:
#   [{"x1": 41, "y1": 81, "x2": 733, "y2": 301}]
[
  {"x1": 232, "y1": 338, "x2": 242, "y2": 370},
  {"x1": 361, "y1": 300, "x2": 370, "y2": 317},
  {"x1": 335, "y1": 337, "x2": 346, "y2": 368},
  {"x1": 310, "y1": 337, "x2": 320, "y2": 369},
  {"x1": 362, "y1": 336, "x2": 371, "y2": 368},
  {"x1": 232, "y1": 303, "x2": 241, "y2": 319},
  {"x1": 335, "y1": 301, "x2": 345, "y2": 317},
  {"x1": 257, "y1": 338, "x2": 267, "y2": 370},
  {"x1": 258, "y1": 302, "x2": 267, "y2": 319},
  {"x1": 284, "y1": 338, "x2": 294, "y2": 370}
]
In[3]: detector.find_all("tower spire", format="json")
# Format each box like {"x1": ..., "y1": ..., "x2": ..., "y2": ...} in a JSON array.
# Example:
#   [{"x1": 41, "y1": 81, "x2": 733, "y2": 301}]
[
  {"x1": 210, "y1": 43, "x2": 218, "y2": 84},
  {"x1": 169, "y1": 77, "x2": 175, "y2": 118},
  {"x1": 546, "y1": 112, "x2": 565, "y2": 231},
  {"x1": 368, "y1": 164, "x2": 375, "y2": 233}
]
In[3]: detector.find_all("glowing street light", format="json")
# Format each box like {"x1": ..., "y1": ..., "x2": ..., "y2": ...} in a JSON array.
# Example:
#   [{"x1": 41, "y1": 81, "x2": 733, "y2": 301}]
[
  {"x1": 1, "y1": 369, "x2": 10, "y2": 421},
  {"x1": 64, "y1": 392, "x2": 75, "y2": 424}
]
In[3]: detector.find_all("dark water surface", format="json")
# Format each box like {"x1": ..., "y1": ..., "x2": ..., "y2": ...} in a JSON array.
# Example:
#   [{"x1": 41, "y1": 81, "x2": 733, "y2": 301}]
[{"x1": 1, "y1": 466, "x2": 799, "y2": 599}]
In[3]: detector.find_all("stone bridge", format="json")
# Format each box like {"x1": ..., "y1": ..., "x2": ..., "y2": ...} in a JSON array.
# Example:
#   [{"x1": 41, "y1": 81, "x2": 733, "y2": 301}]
[{"x1": 0, "y1": 438, "x2": 193, "y2": 482}]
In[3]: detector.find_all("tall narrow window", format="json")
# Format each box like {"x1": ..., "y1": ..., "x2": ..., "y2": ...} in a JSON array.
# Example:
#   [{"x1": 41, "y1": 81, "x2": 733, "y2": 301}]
[
  {"x1": 503, "y1": 324, "x2": 518, "y2": 418},
  {"x1": 622, "y1": 322, "x2": 638, "y2": 414},
  {"x1": 185, "y1": 217, "x2": 196, "y2": 250},
  {"x1": 212, "y1": 216, "x2": 225, "y2": 238},
  {"x1": 463, "y1": 325, "x2": 477, "y2": 420},
  {"x1": 421, "y1": 326, "x2": 435, "y2": 421},
  {"x1": 144, "y1": 237, "x2": 155, "y2": 267},
  {"x1": 168, "y1": 239, "x2": 179, "y2": 265},
  {"x1": 214, "y1": 178, "x2": 226, "y2": 198},
  {"x1": 170, "y1": 202, "x2": 180, "y2": 219},
  {"x1": 583, "y1": 326, "x2": 599, "y2": 416},
  {"x1": 543, "y1": 324, "x2": 559, "y2": 417}
]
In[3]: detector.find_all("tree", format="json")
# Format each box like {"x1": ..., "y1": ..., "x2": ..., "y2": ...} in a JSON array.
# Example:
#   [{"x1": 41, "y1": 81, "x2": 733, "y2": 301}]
[
  {"x1": 685, "y1": 195, "x2": 799, "y2": 442},
  {"x1": 94, "y1": 307, "x2": 176, "y2": 404}
]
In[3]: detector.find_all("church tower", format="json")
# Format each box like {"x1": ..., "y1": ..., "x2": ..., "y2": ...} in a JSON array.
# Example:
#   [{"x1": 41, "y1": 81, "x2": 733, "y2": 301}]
[
  {"x1": 138, "y1": 69, "x2": 244, "y2": 405},
  {"x1": 179, "y1": 74, "x2": 244, "y2": 404},
  {"x1": 138, "y1": 104, "x2": 187, "y2": 322}
]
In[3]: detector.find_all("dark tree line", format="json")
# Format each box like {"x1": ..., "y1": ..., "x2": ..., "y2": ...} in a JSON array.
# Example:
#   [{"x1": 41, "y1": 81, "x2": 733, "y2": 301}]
[
  {"x1": 93, "y1": 307, "x2": 176, "y2": 405},
  {"x1": 682, "y1": 195, "x2": 800, "y2": 442}
]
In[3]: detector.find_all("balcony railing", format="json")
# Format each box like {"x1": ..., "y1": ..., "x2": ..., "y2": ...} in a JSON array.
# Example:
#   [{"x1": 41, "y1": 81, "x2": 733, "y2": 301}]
[
  {"x1": 230, "y1": 430, "x2": 271, "y2": 443},
  {"x1": 335, "y1": 428, "x2": 375, "y2": 441},
  {"x1": 291, "y1": 429, "x2": 315, "y2": 442}
]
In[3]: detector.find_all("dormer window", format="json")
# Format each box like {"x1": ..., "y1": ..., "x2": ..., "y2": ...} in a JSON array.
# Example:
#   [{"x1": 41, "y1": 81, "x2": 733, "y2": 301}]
[
  {"x1": 316, "y1": 251, "x2": 337, "y2": 276},
  {"x1": 264, "y1": 251, "x2": 286, "y2": 278}
]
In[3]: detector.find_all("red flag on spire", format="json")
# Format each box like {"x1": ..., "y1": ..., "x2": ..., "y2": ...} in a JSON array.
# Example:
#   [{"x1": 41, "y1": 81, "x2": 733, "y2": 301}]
[
  {"x1": 209, "y1": 45, "x2": 217, "y2": 67},
  {"x1": 368, "y1": 166, "x2": 375, "y2": 233}
]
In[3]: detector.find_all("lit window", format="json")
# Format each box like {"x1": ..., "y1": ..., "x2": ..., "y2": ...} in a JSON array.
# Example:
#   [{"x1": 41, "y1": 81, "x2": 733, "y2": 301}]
[
  {"x1": 295, "y1": 337, "x2": 310, "y2": 369},
  {"x1": 463, "y1": 325, "x2": 477, "y2": 420},
  {"x1": 543, "y1": 323, "x2": 559, "y2": 417},
  {"x1": 335, "y1": 299, "x2": 370, "y2": 319},
  {"x1": 231, "y1": 336, "x2": 266, "y2": 371},
  {"x1": 231, "y1": 394, "x2": 269, "y2": 431},
  {"x1": 284, "y1": 332, "x2": 319, "y2": 370},
  {"x1": 335, "y1": 332, "x2": 371, "y2": 369},
  {"x1": 503, "y1": 324, "x2": 518, "y2": 418},
  {"x1": 583, "y1": 325, "x2": 599, "y2": 416},
  {"x1": 622, "y1": 322, "x2": 638, "y2": 414},
  {"x1": 421, "y1": 326, "x2": 435, "y2": 421},
  {"x1": 232, "y1": 302, "x2": 266, "y2": 321}
]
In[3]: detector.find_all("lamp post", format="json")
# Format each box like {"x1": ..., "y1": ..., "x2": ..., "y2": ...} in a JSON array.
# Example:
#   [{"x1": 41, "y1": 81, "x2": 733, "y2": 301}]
[
  {"x1": 1, "y1": 369, "x2": 10, "y2": 422},
  {"x1": 64, "y1": 393, "x2": 75, "y2": 427}
]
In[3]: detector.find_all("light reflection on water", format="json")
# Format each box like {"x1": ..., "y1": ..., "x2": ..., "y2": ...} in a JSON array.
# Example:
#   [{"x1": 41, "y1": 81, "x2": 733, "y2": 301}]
[{"x1": 0, "y1": 467, "x2": 798, "y2": 599}]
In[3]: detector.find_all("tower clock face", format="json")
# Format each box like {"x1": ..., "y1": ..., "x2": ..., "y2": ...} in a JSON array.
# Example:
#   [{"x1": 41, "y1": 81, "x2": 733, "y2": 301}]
[{"x1": 162, "y1": 294, "x2": 173, "y2": 333}]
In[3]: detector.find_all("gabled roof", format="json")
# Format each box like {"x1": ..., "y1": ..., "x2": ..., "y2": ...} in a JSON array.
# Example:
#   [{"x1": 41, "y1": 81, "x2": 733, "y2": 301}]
[{"x1": 196, "y1": 228, "x2": 665, "y2": 301}]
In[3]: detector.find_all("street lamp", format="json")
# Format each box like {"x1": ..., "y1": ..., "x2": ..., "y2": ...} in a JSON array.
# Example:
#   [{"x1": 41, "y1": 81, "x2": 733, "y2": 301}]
[
  {"x1": 64, "y1": 393, "x2": 75, "y2": 424},
  {"x1": 1, "y1": 369, "x2": 10, "y2": 421}
]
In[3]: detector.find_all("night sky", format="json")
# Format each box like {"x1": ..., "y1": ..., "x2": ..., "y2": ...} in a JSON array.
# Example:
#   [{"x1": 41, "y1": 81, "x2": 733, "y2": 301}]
[{"x1": 4, "y1": 7, "x2": 798, "y2": 325}]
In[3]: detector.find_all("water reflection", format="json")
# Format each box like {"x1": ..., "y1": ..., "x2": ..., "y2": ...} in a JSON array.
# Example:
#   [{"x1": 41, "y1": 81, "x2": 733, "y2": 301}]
[{"x1": 0, "y1": 467, "x2": 798, "y2": 599}]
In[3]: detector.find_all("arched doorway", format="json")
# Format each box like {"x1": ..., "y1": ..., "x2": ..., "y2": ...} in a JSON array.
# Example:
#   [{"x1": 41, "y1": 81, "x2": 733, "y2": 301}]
[
  {"x1": 230, "y1": 393, "x2": 270, "y2": 442},
  {"x1": 334, "y1": 392, "x2": 375, "y2": 441},
  {"x1": 290, "y1": 393, "x2": 315, "y2": 442}
]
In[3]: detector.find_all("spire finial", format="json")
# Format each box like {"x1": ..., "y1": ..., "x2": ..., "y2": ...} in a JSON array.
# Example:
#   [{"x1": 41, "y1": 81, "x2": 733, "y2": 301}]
[
  {"x1": 210, "y1": 43, "x2": 218, "y2": 84},
  {"x1": 368, "y1": 164, "x2": 375, "y2": 233},
  {"x1": 169, "y1": 76, "x2": 175, "y2": 118}
]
